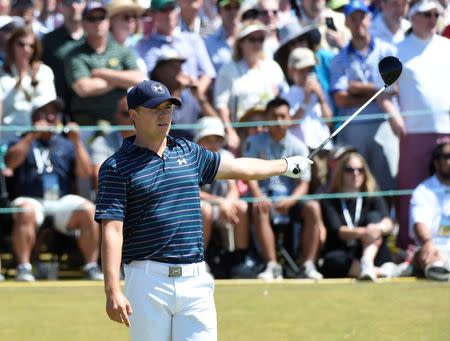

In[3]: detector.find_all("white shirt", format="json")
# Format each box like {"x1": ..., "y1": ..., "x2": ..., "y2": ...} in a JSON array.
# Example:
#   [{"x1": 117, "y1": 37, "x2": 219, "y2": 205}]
[
  {"x1": 370, "y1": 14, "x2": 410, "y2": 45},
  {"x1": 0, "y1": 64, "x2": 56, "y2": 144},
  {"x1": 395, "y1": 34, "x2": 450, "y2": 134},
  {"x1": 214, "y1": 58, "x2": 286, "y2": 121},
  {"x1": 410, "y1": 175, "x2": 450, "y2": 250},
  {"x1": 285, "y1": 84, "x2": 333, "y2": 150}
]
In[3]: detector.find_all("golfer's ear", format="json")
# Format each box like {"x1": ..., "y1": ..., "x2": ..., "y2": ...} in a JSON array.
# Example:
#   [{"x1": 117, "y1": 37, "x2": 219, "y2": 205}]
[{"x1": 129, "y1": 109, "x2": 138, "y2": 121}]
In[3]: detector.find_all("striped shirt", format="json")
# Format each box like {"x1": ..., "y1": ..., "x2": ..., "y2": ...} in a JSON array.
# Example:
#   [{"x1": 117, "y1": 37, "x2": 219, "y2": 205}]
[{"x1": 95, "y1": 136, "x2": 221, "y2": 264}]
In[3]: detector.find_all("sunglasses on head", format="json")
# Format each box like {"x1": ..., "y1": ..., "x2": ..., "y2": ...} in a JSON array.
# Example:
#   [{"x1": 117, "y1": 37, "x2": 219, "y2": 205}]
[
  {"x1": 85, "y1": 14, "x2": 107, "y2": 23},
  {"x1": 420, "y1": 11, "x2": 440, "y2": 18},
  {"x1": 344, "y1": 166, "x2": 364, "y2": 174}
]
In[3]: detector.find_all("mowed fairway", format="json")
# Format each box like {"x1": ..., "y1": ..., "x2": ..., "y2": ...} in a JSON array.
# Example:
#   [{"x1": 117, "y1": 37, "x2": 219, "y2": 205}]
[{"x1": 0, "y1": 280, "x2": 449, "y2": 341}]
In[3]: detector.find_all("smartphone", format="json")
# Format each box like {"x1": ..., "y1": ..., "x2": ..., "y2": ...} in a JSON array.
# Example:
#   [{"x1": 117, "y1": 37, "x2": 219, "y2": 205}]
[{"x1": 326, "y1": 17, "x2": 337, "y2": 31}]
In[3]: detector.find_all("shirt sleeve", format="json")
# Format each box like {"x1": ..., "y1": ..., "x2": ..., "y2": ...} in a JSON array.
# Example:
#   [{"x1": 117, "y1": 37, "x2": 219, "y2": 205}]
[
  {"x1": 214, "y1": 63, "x2": 233, "y2": 110},
  {"x1": 192, "y1": 142, "x2": 221, "y2": 186},
  {"x1": 65, "y1": 48, "x2": 90, "y2": 84},
  {"x1": 321, "y1": 199, "x2": 344, "y2": 238},
  {"x1": 329, "y1": 52, "x2": 349, "y2": 94},
  {"x1": 242, "y1": 135, "x2": 260, "y2": 158},
  {"x1": 192, "y1": 34, "x2": 216, "y2": 78},
  {"x1": 409, "y1": 183, "x2": 436, "y2": 239},
  {"x1": 95, "y1": 161, "x2": 127, "y2": 223},
  {"x1": 121, "y1": 47, "x2": 139, "y2": 70}
]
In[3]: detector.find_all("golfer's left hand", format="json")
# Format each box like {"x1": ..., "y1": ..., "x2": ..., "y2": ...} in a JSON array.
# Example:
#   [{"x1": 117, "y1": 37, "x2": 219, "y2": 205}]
[
  {"x1": 283, "y1": 156, "x2": 313, "y2": 178},
  {"x1": 106, "y1": 291, "x2": 133, "y2": 328}
]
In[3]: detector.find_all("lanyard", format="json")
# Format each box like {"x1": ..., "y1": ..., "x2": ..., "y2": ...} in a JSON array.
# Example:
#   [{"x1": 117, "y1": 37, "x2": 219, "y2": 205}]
[
  {"x1": 340, "y1": 197, "x2": 362, "y2": 229},
  {"x1": 33, "y1": 147, "x2": 52, "y2": 174}
]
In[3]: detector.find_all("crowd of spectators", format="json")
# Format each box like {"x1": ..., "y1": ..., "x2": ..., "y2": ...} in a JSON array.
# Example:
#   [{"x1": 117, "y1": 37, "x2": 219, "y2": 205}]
[{"x1": 0, "y1": 0, "x2": 449, "y2": 282}]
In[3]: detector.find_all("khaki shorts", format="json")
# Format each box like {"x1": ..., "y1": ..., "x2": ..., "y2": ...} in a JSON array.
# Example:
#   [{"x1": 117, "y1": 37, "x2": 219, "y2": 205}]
[{"x1": 11, "y1": 195, "x2": 89, "y2": 236}]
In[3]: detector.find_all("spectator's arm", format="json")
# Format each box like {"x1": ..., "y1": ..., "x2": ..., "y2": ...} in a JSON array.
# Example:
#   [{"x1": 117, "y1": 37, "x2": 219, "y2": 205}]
[
  {"x1": 378, "y1": 91, "x2": 406, "y2": 138},
  {"x1": 414, "y1": 222, "x2": 433, "y2": 246},
  {"x1": 333, "y1": 90, "x2": 370, "y2": 108},
  {"x1": 91, "y1": 68, "x2": 146, "y2": 89},
  {"x1": 347, "y1": 81, "x2": 377, "y2": 96},
  {"x1": 5, "y1": 134, "x2": 35, "y2": 170},
  {"x1": 72, "y1": 77, "x2": 116, "y2": 98}
]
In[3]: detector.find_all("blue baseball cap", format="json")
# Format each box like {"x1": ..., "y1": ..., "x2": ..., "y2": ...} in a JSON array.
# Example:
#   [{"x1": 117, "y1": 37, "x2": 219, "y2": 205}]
[
  {"x1": 127, "y1": 80, "x2": 182, "y2": 110},
  {"x1": 344, "y1": 0, "x2": 369, "y2": 16}
]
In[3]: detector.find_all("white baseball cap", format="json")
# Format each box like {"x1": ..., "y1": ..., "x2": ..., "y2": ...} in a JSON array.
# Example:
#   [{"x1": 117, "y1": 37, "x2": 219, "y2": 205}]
[
  {"x1": 288, "y1": 47, "x2": 316, "y2": 70},
  {"x1": 408, "y1": 0, "x2": 443, "y2": 19},
  {"x1": 194, "y1": 117, "x2": 226, "y2": 143},
  {"x1": 0, "y1": 16, "x2": 24, "y2": 31}
]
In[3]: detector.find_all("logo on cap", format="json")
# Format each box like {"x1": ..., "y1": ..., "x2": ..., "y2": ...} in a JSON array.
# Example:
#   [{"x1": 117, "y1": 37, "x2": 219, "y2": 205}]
[{"x1": 151, "y1": 83, "x2": 165, "y2": 94}]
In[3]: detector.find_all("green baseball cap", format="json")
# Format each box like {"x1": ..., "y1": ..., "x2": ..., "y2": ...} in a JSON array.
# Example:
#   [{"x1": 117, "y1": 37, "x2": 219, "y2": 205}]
[
  {"x1": 218, "y1": 0, "x2": 244, "y2": 7},
  {"x1": 150, "y1": 0, "x2": 176, "y2": 10}
]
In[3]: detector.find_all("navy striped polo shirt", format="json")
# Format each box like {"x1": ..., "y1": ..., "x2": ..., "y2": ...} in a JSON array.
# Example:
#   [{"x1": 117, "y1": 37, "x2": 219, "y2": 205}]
[{"x1": 95, "y1": 136, "x2": 221, "y2": 264}]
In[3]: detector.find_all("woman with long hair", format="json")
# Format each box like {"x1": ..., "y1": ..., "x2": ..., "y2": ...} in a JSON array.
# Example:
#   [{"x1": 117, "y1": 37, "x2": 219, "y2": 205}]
[
  {"x1": 214, "y1": 19, "x2": 286, "y2": 152},
  {"x1": 0, "y1": 26, "x2": 56, "y2": 145},
  {"x1": 320, "y1": 151, "x2": 396, "y2": 280}
]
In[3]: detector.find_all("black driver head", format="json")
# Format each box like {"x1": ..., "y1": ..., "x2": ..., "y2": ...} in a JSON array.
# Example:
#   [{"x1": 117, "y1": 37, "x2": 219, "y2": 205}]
[{"x1": 378, "y1": 56, "x2": 402, "y2": 86}]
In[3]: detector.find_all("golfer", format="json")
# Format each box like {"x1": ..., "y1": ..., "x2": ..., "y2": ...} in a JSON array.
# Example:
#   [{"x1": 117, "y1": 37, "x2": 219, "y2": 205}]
[{"x1": 95, "y1": 80, "x2": 313, "y2": 341}]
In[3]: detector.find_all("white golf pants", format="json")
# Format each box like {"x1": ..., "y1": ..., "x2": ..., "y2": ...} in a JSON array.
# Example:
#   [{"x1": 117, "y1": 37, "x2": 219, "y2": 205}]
[{"x1": 124, "y1": 260, "x2": 217, "y2": 341}]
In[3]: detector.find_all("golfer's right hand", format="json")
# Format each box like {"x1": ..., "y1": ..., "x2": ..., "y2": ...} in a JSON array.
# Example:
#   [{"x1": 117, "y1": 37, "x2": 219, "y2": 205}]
[
  {"x1": 106, "y1": 291, "x2": 133, "y2": 328},
  {"x1": 283, "y1": 156, "x2": 313, "y2": 178}
]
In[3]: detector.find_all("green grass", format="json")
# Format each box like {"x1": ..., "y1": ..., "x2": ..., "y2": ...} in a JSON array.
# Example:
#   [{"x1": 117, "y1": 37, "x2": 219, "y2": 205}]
[{"x1": 1, "y1": 280, "x2": 449, "y2": 340}]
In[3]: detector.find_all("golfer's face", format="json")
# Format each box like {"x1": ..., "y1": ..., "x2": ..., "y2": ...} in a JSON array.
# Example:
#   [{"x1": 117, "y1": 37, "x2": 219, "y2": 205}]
[{"x1": 137, "y1": 100, "x2": 174, "y2": 135}]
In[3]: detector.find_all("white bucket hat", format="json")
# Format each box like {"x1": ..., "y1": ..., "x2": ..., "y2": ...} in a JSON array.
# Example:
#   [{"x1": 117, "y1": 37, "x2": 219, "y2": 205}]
[
  {"x1": 194, "y1": 117, "x2": 226, "y2": 143},
  {"x1": 288, "y1": 47, "x2": 316, "y2": 70}
]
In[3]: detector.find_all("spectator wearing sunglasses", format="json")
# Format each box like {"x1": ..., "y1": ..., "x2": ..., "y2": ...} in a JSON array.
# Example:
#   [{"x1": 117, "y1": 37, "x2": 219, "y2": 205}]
[
  {"x1": 320, "y1": 152, "x2": 397, "y2": 280},
  {"x1": 378, "y1": 0, "x2": 450, "y2": 249},
  {"x1": 64, "y1": 1, "x2": 145, "y2": 127},
  {"x1": 0, "y1": 26, "x2": 56, "y2": 146},
  {"x1": 214, "y1": 20, "x2": 286, "y2": 152},
  {"x1": 107, "y1": 0, "x2": 144, "y2": 47},
  {"x1": 135, "y1": 0, "x2": 215, "y2": 99},
  {"x1": 254, "y1": 0, "x2": 281, "y2": 58},
  {"x1": 409, "y1": 138, "x2": 450, "y2": 281},
  {"x1": 41, "y1": 0, "x2": 87, "y2": 118}
]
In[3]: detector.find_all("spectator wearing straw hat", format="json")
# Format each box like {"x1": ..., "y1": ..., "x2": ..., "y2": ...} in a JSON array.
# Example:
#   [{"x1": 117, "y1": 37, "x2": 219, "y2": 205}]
[
  {"x1": 65, "y1": 1, "x2": 145, "y2": 126},
  {"x1": 4, "y1": 92, "x2": 103, "y2": 282},
  {"x1": 107, "y1": 0, "x2": 144, "y2": 47}
]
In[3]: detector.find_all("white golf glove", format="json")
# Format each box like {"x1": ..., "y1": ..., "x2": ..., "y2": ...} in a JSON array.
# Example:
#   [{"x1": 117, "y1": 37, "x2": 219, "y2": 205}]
[{"x1": 283, "y1": 156, "x2": 313, "y2": 178}]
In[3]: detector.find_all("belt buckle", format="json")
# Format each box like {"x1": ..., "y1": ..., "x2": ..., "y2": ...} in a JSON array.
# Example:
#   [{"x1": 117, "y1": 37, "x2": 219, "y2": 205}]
[{"x1": 169, "y1": 266, "x2": 182, "y2": 277}]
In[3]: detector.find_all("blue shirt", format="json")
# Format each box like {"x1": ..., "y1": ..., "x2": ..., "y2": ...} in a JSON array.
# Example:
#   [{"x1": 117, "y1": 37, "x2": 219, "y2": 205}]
[
  {"x1": 7, "y1": 135, "x2": 76, "y2": 200},
  {"x1": 329, "y1": 37, "x2": 396, "y2": 121},
  {"x1": 135, "y1": 30, "x2": 216, "y2": 79},
  {"x1": 95, "y1": 136, "x2": 221, "y2": 264},
  {"x1": 243, "y1": 132, "x2": 310, "y2": 197},
  {"x1": 204, "y1": 26, "x2": 232, "y2": 73}
]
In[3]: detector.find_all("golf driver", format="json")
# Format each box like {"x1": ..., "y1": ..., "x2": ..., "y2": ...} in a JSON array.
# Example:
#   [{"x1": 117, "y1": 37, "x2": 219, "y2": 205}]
[{"x1": 307, "y1": 56, "x2": 402, "y2": 159}]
